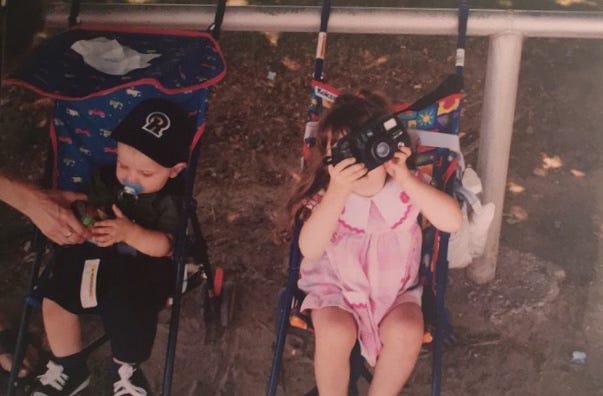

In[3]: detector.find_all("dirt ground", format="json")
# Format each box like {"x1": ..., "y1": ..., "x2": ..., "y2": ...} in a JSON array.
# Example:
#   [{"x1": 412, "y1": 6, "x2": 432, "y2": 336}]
[{"x1": 1, "y1": 4, "x2": 603, "y2": 396}]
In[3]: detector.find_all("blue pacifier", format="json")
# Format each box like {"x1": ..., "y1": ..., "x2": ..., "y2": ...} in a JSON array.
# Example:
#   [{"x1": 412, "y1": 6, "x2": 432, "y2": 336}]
[{"x1": 120, "y1": 180, "x2": 144, "y2": 196}]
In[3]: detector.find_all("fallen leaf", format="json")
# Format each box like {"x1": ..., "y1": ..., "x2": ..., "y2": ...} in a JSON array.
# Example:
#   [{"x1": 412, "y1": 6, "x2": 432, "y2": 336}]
[
  {"x1": 263, "y1": 31, "x2": 280, "y2": 46},
  {"x1": 505, "y1": 205, "x2": 528, "y2": 224},
  {"x1": 533, "y1": 167, "x2": 547, "y2": 177},
  {"x1": 227, "y1": 212, "x2": 240, "y2": 223},
  {"x1": 541, "y1": 153, "x2": 563, "y2": 169},
  {"x1": 282, "y1": 56, "x2": 301, "y2": 71},
  {"x1": 507, "y1": 182, "x2": 525, "y2": 194},
  {"x1": 374, "y1": 55, "x2": 388, "y2": 65}
]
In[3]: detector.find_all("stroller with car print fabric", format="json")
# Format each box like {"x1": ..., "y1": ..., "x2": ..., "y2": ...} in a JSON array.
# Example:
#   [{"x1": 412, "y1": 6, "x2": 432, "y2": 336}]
[
  {"x1": 267, "y1": 1, "x2": 469, "y2": 395},
  {"x1": 3, "y1": 1, "x2": 231, "y2": 395}
]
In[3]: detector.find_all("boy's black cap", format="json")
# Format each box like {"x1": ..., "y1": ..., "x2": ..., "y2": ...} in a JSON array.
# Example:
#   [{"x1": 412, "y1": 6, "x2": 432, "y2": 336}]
[{"x1": 112, "y1": 98, "x2": 195, "y2": 167}]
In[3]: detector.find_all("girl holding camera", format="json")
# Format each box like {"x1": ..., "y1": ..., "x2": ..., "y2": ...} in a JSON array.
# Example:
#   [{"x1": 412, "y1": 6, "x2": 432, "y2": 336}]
[{"x1": 286, "y1": 92, "x2": 462, "y2": 396}]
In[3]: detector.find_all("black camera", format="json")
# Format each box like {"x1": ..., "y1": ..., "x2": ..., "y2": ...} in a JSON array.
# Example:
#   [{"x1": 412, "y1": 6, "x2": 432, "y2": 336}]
[{"x1": 325, "y1": 114, "x2": 413, "y2": 171}]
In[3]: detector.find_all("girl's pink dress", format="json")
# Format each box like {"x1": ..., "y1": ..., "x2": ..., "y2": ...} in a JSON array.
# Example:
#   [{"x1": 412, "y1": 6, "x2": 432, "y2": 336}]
[{"x1": 299, "y1": 177, "x2": 423, "y2": 366}]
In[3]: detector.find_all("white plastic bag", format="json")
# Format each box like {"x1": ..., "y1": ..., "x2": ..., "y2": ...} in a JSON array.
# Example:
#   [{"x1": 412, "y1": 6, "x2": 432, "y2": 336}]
[
  {"x1": 71, "y1": 37, "x2": 161, "y2": 76},
  {"x1": 448, "y1": 168, "x2": 495, "y2": 269}
]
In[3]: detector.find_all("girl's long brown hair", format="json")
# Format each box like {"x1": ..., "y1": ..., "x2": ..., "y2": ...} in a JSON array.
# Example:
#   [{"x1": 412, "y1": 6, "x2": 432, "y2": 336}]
[{"x1": 283, "y1": 91, "x2": 392, "y2": 234}]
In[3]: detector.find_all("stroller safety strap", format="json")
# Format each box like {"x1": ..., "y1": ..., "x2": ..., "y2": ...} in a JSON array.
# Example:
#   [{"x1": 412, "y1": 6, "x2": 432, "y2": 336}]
[{"x1": 409, "y1": 129, "x2": 461, "y2": 154}]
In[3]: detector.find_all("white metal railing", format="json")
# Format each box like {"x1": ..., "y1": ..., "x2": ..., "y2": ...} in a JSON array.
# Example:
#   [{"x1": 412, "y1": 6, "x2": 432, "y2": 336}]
[
  {"x1": 45, "y1": 4, "x2": 603, "y2": 283},
  {"x1": 46, "y1": 4, "x2": 603, "y2": 38}
]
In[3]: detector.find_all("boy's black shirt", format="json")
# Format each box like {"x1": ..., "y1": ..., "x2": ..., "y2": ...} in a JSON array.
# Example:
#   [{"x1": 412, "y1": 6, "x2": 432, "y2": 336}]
[{"x1": 86, "y1": 165, "x2": 181, "y2": 238}]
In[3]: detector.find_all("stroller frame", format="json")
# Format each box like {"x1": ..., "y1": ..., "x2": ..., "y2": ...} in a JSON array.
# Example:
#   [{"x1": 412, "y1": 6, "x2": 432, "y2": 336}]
[{"x1": 267, "y1": 1, "x2": 469, "y2": 395}]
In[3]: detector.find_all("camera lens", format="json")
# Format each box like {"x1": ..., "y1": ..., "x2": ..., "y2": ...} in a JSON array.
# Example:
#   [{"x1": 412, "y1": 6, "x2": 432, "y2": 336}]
[{"x1": 374, "y1": 141, "x2": 391, "y2": 159}]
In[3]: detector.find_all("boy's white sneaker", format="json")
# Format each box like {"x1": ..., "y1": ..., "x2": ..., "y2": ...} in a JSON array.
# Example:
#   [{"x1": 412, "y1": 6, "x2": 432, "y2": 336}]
[
  {"x1": 30, "y1": 360, "x2": 90, "y2": 396},
  {"x1": 112, "y1": 362, "x2": 152, "y2": 396}
]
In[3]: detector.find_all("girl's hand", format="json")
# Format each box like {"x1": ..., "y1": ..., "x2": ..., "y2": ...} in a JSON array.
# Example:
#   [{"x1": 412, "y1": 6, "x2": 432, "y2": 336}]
[
  {"x1": 91, "y1": 204, "x2": 135, "y2": 247},
  {"x1": 327, "y1": 157, "x2": 367, "y2": 196},
  {"x1": 385, "y1": 147, "x2": 413, "y2": 186}
]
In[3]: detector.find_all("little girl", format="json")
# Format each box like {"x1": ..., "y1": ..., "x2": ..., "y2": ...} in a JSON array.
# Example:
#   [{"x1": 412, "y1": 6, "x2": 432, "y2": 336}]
[{"x1": 287, "y1": 92, "x2": 462, "y2": 396}]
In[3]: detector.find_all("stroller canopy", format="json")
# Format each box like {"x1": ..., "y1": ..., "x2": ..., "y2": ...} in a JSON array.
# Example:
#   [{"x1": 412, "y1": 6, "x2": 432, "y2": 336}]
[{"x1": 7, "y1": 25, "x2": 226, "y2": 99}]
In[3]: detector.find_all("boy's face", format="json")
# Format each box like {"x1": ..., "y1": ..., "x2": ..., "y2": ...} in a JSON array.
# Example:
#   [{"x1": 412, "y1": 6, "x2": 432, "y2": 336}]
[{"x1": 115, "y1": 143, "x2": 185, "y2": 194}]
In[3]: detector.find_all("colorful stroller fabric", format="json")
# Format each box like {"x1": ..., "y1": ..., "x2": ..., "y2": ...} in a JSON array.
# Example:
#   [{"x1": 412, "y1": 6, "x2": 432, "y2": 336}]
[
  {"x1": 6, "y1": 26, "x2": 226, "y2": 192},
  {"x1": 4, "y1": 23, "x2": 226, "y2": 396},
  {"x1": 268, "y1": 2, "x2": 469, "y2": 396}
]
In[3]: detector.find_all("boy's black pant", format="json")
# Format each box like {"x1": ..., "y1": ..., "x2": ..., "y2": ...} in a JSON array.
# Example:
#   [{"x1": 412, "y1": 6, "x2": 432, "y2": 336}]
[{"x1": 40, "y1": 242, "x2": 174, "y2": 363}]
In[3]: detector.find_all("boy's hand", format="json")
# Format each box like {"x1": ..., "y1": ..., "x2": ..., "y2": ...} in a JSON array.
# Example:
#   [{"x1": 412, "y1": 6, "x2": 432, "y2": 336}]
[
  {"x1": 327, "y1": 157, "x2": 367, "y2": 196},
  {"x1": 384, "y1": 147, "x2": 413, "y2": 186},
  {"x1": 91, "y1": 204, "x2": 135, "y2": 247}
]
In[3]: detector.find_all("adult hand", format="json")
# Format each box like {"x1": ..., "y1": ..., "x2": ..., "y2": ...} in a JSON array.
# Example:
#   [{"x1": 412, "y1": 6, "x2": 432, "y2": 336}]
[{"x1": 24, "y1": 189, "x2": 90, "y2": 245}]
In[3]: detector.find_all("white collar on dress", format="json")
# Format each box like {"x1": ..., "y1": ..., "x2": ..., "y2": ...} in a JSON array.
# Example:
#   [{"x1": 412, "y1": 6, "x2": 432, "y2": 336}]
[{"x1": 340, "y1": 178, "x2": 412, "y2": 231}]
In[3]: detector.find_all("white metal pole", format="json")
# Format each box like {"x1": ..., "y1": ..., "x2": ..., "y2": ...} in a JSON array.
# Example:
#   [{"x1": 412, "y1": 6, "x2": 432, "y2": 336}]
[
  {"x1": 44, "y1": 4, "x2": 603, "y2": 38},
  {"x1": 469, "y1": 32, "x2": 524, "y2": 284}
]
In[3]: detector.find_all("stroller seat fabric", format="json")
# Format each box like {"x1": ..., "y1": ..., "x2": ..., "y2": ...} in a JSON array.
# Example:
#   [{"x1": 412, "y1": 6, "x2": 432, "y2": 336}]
[{"x1": 6, "y1": 26, "x2": 226, "y2": 191}]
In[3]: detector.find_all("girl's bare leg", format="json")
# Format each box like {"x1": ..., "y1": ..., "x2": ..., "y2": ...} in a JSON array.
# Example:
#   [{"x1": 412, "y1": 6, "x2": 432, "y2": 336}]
[
  {"x1": 312, "y1": 307, "x2": 358, "y2": 396},
  {"x1": 368, "y1": 302, "x2": 423, "y2": 396},
  {"x1": 42, "y1": 298, "x2": 82, "y2": 357}
]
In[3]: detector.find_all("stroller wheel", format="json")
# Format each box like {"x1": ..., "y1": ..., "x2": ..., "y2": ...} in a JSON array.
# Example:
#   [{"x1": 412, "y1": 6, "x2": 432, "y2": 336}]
[{"x1": 220, "y1": 280, "x2": 236, "y2": 327}]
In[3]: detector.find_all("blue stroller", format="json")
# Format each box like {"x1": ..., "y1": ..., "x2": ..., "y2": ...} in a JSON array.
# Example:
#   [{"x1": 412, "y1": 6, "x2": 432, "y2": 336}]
[
  {"x1": 267, "y1": 1, "x2": 469, "y2": 395},
  {"x1": 3, "y1": 1, "x2": 231, "y2": 395}
]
